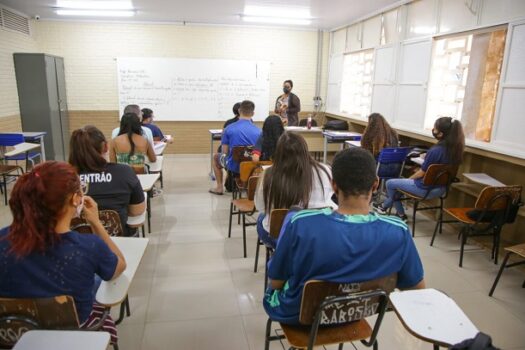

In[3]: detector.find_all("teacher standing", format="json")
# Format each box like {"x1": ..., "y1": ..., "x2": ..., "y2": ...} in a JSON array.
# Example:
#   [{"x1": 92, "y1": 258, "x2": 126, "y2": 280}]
[{"x1": 274, "y1": 79, "x2": 301, "y2": 127}]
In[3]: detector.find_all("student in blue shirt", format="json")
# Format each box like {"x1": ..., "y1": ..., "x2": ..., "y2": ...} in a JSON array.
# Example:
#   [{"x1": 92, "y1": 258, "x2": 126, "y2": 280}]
[
  {"x1": 209, "y1": 100, "x2": 261, "y2": 194},
  {"x1": 141, "y1": 108, "x2": 173, "y2": 143},
  {"x1": 0, "y1": 161, "x2": 126, "y2": 337},
  {"x1": 373, "y1": 116, "x2": 465, "y2": 221},
  {"x1": 264, "y1": 147, "x2": 425, "y2": 325}
]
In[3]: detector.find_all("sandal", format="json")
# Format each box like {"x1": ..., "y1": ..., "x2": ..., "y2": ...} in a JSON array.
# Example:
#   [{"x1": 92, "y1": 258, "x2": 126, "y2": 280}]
[{"x1": 208, "y1": 189, "x2": 224, "y2": 195}]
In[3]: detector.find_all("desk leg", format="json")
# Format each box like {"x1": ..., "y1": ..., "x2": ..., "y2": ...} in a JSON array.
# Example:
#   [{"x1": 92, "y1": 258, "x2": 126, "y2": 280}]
[
  {"x1": 323, "y1": 136, "x2": 328, "y2": 164},
  {"x1": 38, "y1": 135, "x2": 46, "y2": 162},
  {"x1": 209, "y1": 134, "x2": 214, "y2": 179},
  {"x1": 147, "y1": 191, "x2": 152, "y2": 233}
]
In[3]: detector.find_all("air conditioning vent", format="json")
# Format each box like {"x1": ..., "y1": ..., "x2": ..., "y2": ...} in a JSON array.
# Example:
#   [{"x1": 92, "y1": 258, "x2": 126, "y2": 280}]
[{"x1": 1, "y1": 7, "x2": 31, "y2": 36}]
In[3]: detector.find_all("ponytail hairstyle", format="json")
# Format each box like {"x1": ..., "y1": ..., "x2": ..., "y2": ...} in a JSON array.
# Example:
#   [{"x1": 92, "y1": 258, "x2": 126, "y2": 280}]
[
  {"x1": 69, "y1": 125, "x2": 107, "y2": 173},
  {"x1": 263, "y1": 132, "x2": 330, "y2": 214},
  {"x1": 118, "y1": 113, "x2": 143, "y2": 156},
  {"x1": 361, "y1": 113, "x2": 399, "y2": 157},
  {"x1": 261, "y1": 115, "x2": 284, "y2": 160},
  {"x1": 7, "y1": 161, "x2": 80, "y2": 257},
  {"x1": 434, "y1": 116, "x2": 465, "y2": 165}
]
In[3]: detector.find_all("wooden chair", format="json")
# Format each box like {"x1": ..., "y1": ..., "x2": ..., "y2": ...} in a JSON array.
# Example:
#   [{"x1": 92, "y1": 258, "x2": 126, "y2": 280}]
[
  {"x1": 264, "y1": 274, "x2": 397, "y2": 350},
  {"x1": 228, "y1": 176, "x2": 259, "y2": 258},
  {"x1": 71, "y1": 210, "x2": 125, "y2": 237},
  {"x1": 254, "y1": 209, "x2": 288, "y2": 291},
  {"x1": 489, "y1": 243, "x2": 525, "y2": 296},
  {"x1": 229, "y1": 146, "x2": 254, "y2": 199},
  {"x1": 396, "y1": 164, "x2": 457, "y2": 236},
  {"x1": 0, "y1": 164, "x2": 23, "y2": 205},
  {"x1": 0, "y1": 295, "x2": 117, "y2": 349},
  {"x1": 431, "y1": 185, "x2": 522, "y2": 267}
]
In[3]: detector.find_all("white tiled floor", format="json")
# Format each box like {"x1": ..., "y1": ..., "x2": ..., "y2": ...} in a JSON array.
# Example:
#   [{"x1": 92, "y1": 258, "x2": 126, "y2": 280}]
[{"x1": 1, "y1": 154, "x2": 524, "y2": 350}]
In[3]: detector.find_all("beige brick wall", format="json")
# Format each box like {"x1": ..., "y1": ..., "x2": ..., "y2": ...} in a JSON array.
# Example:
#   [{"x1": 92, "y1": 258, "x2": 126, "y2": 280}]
[{"x1": 0, "y1": 26, "x2": 38, "y2": 126}]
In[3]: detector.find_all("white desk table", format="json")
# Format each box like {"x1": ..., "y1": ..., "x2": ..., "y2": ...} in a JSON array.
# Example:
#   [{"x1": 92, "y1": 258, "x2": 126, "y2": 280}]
[
  {"x1": 322, "y1": 131, "x2": 362, "y2": 163},
  {"x1": 463, "y1": 173, "x2": 505, "y2": 187},
  {"x1": 22, "y1": 131, "x2": 47, "y2": 162},
  {"x1": 344, "y1": 140, "x2": 361, "y2": 148},
  {"x1": 138, "y1": 173, "x2": 160, "y2": 233},
  {"x1": 14, "y1": 330, "x2": 110, "y2": 350},
  {"x1": 411, "y1": 156, "x2": 425, "y2": 166},
  {"x1": 390, "y1": 288, "x2": 478, "y2": 349},
  {"x1": 3, "y1": 142, "x2": 41, "y2": 170},
  {"x1": 208, "y1": 129, "x2": 223, "y2": 178},
  {"x1": 154, "y1": 142, "x2": 167, "y2": 156},
  {"x1": 146, "y1": 156, "x2": 164, "y2": 188},
  {"x1": 96, "y1": 237, "x2": 149, "y2": 307}
]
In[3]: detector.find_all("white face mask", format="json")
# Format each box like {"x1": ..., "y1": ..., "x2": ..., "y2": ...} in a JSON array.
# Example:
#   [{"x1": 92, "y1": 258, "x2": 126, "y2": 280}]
[{"x1": 75, "y1": 195, "x2": 85, "y2": 218}]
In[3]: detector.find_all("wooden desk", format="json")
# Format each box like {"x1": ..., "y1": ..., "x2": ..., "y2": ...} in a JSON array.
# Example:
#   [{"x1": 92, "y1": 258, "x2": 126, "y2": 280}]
[
  {"x1": 14, "y1": 330, "x2": 110, "y2": 350},
  {"x1": 322, "y1": 131, "x2": 362, "y2": 163},
  {"x1": 286, "y1": 127, "x2": 340, "y2": 158},
  {"x1": 390, "y1": 289, "x2": 478, "y2": 349},
  {"x1": 463, "y1": 173, "x2": 505, "y2": 187},
  {"x1": 209, "y1": 129, "x2": 223, "y2": 178},
  {"x1": 138, "y1": 173, "x2": 160, "y2": 233},
  {"x1": 96, "y1": 237, "x2": 149, "y2": 307},
  {"x1": 22, "y1": 132, "x2": 47, "y2": 162}
]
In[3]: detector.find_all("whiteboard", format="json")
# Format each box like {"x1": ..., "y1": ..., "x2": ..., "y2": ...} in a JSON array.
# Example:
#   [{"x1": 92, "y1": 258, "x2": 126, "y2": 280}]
[{"x1": 117, "y1": 58, "x2": 270, "y2": 121}]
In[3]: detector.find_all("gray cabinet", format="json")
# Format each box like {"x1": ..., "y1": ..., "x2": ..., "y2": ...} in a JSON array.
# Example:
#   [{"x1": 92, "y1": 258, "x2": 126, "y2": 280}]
[{"x1": 13, "y1": 53, "x2": 69, "y2": 161}]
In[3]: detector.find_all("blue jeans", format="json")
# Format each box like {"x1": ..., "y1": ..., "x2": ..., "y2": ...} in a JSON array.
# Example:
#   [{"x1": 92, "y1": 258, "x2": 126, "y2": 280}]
[
  {"x1": 257, "y1": 213, "x2": 277, "y2": 249},
  {"x1": 383, "y1": 178, "x2": 445, "y2": 216}
]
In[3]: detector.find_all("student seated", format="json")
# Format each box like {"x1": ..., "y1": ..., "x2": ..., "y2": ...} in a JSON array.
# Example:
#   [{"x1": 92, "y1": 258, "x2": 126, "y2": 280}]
[
  {"x1": 112, "y1": 104, "x2": 154, "y2": 146},
  {"x1": 110, "y1": 113, "x2": 157, "y2": 172},
  {"x1": 251, "y1": 114, "x2": 284, "y2": 162},
  {"x1": 255, "y1": 132, "x2": 335, "y2": 248},
  {"x1": 210, "y1": 102, "x2": 241, "y2": 194},
  {"x1": 141, "y1": 108, "x2": 173, "y2": 143},
  {"x1": 373, "y1": 116, "x2": 465, "y2": 221},
  {"x1": 360, "y1": 112, "x2": 399, "y2": 157},
  {"x1": 69, "y1": 126, "x2": 146, "y2": 237},
  {"x1": 263, "y1": 148, "x2": 425, "y2": 325},
  {"x1": 0, "y1": 161, "x2": 126, "y2": 341},
  {"x1": 209, "y1": 100, "x2": 261, "y2": 195}
]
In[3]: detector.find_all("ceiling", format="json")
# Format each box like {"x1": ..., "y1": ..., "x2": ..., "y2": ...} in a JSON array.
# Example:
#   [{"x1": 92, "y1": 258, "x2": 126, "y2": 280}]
[{"x1": 1, "y1": 0, "x2": 403, "y2": 30}]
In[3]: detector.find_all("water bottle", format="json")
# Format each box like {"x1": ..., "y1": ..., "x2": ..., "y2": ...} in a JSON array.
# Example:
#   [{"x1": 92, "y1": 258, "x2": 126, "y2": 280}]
[{"x1": 307, "y1": 116, "x2": 312, "y2": 130}]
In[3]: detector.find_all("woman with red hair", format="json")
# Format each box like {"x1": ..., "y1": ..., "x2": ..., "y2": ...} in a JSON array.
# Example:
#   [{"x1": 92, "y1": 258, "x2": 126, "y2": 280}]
[{"x1": 0, "y1": 161, "x2": 126, "y2": 340}]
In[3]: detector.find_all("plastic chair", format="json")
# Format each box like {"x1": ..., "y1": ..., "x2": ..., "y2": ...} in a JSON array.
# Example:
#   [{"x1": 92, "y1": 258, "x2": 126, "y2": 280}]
[
  {"x1": 489, "y1": 243, "x2": 525, "y2": 296},
  {"x1": 375, "y1": 147, "x2": 412, "y2": 200},
  {"x1": 264, "y1": 274, "x2": 397, "y2": 350},
  {"x1": 0, "y1": 164, "x2": 23, "y2": 205},
  {"x1": 396, "y1": 164, "x2": 457, "y2": 237},
  {"x1": 0, "y1": 133, "x2": 41, "y2": 171},
  {"x1": 432, "y1": 185, "x2": 522, "y2": 267},
  {"x1": 0, "y1": 295, "x2": 118, "y2": 349}
]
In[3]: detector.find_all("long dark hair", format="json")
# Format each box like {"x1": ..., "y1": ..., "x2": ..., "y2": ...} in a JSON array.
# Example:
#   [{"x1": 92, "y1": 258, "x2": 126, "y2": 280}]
[
  {"x1": 263, "y1": 132, "x2": 330, "y2": 213},
  {"x1": 118, "y1": 113, "x2": 143, "y2": 156},
  {"x1": 69, "y1": 125, "x2": 107, "y2": 173},
  {"x1": 7, "y1": 161, "x2": 80, "y2": 256},
  {"x1": 434, "y1": 116, "x2": 465, "y2": 165},
  {"x1": 361, "y1": 113, "x2": 398, "y2": 157},
  {"x1": 261, "y1": 115, "x2": 284, "y2": 160}
]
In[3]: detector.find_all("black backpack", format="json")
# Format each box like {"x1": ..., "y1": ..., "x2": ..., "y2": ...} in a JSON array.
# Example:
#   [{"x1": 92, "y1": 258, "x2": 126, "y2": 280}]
[
  {"x1": 450, "y1": 333, "x2": 499, "y2": 350},
  {"x1": 323, "y1": 120, "x2": 349, "y2": 131}
]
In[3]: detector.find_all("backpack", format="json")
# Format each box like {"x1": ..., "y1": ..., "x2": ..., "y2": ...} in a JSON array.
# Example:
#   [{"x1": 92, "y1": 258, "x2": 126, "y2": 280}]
[
  {"x1": 323, "y1": 120, "x2": 349, "y2": 131},
  {"x1": 450, "y1": 332, "x2": 499, "y2": 350}
]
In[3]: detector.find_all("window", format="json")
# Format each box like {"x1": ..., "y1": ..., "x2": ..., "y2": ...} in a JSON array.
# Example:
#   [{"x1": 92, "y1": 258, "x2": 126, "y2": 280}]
[
  {"x1": 340, "y1": 49, "x2": 374, "y2": 117},
  {"x1": 424, "y1": 27, "x2": 507, "y2": 142}
]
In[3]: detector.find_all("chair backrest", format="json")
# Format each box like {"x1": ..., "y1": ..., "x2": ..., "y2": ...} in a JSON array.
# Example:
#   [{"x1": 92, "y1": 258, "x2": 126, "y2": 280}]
[
  {"x1": 376, "y1": 147, "x2": 412, "y2": 178},
  {"x1": 298, "y1": 274, "x2": 397, "y2": 325},
  {"x1": 0, "y1": 133, "x2": 24, "y2": 147},
  {"x1": 422, "y1": 164, "x2": 457, "y2": 187},
  {"x1": 239, "y1": 160, "x2": 272, "y2": 183},
  {"x1": 247, "y1": 176, "x2": 259, "y2": 201},
  {"x1": 70, "y1": 210, "x2": 125, "y2": 236},
  {"x1": 98, "y1": 210, "x2": 124, "y2": 236},
  {"x1": 472, "y1": 185, "x2": 523, "y2": 224},
  {"x1": 0, "y1": 296, "x2": 79, "y2": 348},
  {"x1": 269, "y1": 209, "x2": 289, "y2": 239},
  {"x1": 231, "y1": 146, "x2": 254, "y2": 164}
]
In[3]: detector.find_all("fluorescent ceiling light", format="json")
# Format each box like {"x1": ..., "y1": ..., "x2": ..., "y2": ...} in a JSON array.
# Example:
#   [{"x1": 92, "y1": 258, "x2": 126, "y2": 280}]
[
  {"x1": 56, "y1": 0, "x2": 133, "y2": 10},
  {"x1": 56, "y1": 9, "x2": 135, "y2": 16},
  {"x1": 242, "y1": 16, "x2": 311, "y2": 26},
  {"x1": 244, "y1": 5, "x2": 311, "y2": 19}
]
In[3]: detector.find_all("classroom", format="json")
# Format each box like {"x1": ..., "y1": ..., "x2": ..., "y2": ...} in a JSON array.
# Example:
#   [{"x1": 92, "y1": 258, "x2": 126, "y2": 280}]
[{"x1": 0, "y1": 0, "x2": 524, "y2": 349}]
